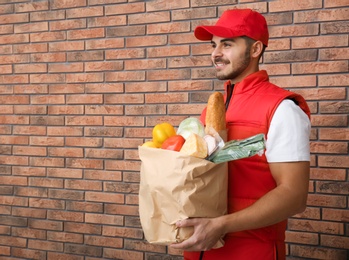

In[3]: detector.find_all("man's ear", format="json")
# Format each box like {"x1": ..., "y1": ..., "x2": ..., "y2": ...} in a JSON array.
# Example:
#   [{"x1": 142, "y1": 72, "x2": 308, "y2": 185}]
[{"x1": 251, "y1": 41, "x2": 264, "y2": 59}]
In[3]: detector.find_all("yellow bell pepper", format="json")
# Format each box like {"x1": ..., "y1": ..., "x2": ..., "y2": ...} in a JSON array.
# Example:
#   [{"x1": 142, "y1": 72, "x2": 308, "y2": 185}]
[
  {"x1": 152, "y1": 122, "x2": 176, "y2": 148},
  {"x1": 142, "y1": 141, "x2": 157, "y2": 148}
]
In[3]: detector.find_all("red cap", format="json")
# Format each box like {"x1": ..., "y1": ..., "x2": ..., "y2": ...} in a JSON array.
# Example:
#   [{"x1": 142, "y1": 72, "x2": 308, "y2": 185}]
[{"x1": 194, "y1": 9, "x2": 269, "y2": 46}]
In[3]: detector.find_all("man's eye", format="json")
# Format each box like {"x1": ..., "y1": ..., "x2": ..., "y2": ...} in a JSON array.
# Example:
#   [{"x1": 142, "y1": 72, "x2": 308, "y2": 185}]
[{"x1": 223, "y1": 43, "x2": 231, "y2": 47}]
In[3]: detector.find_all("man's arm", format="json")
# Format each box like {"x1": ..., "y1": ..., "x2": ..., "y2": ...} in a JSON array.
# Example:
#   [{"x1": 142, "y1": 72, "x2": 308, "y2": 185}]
[{"x1": 171, "y1": 161, "x2": 310, "y2": 251}]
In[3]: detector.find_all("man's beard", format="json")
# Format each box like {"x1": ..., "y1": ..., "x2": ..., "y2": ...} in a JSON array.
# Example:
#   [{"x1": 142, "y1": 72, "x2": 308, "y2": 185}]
[{"x1": 215, "y1": 47, "x2": 251, "y2": 80}]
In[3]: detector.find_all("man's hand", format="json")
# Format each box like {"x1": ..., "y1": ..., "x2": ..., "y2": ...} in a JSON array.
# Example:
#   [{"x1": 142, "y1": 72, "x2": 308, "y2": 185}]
[{"x1": 170, "y1": 217, "x2": 225, "y2": 251}]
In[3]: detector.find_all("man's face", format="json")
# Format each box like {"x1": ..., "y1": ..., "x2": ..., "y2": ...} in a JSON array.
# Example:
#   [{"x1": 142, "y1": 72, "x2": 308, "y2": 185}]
[{"x1": 210, "y1": 36, "x2": 252, "y2": 81}]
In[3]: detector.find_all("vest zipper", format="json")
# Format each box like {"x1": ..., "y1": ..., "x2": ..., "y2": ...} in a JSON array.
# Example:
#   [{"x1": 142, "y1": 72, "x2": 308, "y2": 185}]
[{"x1": 225, "y1": 84, "x2": 235, "y2": 111}]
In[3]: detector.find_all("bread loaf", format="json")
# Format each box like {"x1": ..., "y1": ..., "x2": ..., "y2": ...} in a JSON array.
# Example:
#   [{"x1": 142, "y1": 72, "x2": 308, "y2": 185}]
[{"x1": 205, "y1": 92, "x2": 226, "y2": 136}]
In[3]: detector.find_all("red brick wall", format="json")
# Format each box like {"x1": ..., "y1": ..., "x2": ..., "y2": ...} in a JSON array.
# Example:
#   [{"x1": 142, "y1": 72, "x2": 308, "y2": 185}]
[{"x1": 0, "y1": 0, "x2": 348, "y2": 259}]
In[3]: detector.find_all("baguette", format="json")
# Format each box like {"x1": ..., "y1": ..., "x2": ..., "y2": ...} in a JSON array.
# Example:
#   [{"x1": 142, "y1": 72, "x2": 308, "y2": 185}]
[{"x1": 205, "y1": 92, "x2": 226, "y2": 132}]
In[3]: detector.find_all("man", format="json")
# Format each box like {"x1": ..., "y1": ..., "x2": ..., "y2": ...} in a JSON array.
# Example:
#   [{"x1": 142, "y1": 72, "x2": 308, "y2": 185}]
[{"x1": 171, "y1": 9, "x2": 311, "y2": 260}]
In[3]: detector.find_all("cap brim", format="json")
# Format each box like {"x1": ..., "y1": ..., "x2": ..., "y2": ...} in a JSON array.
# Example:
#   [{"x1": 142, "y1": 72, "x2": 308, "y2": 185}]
[{"x1": 194, "y1": 26, "x2": 240, "y2": 41}]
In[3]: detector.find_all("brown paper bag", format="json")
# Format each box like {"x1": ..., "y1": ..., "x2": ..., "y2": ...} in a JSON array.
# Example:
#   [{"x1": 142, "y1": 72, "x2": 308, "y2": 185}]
[{"x1": 138, "y1": 146, "x2": 228, "y2": 247}]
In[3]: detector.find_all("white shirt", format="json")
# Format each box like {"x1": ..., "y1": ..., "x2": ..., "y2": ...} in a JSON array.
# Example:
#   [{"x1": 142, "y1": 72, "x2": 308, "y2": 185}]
[{"x1": 266, "y1": 99, "x2": 311, "y2": 162}]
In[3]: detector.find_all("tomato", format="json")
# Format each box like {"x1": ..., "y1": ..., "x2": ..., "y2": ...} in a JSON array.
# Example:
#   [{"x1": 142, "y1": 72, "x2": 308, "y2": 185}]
[
  {"x1": 142, "y1": 141, "x2": 157, "y2": 148},
  {"x1": 152, "y1": 122, "x2": 176, "y2": 148},
  {"x1": 161, "y1": 135, "x2": 186, "y2": 152}
]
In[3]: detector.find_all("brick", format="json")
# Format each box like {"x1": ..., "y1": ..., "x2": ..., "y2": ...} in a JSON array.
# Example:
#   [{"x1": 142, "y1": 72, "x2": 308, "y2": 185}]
[
  {"x1": 321, "y1": 234, "x2": 349, "y2": 249},
  {"x1": 0, "y1": 4, "x2": 13, "y2": 15},
  {"x1": 30, "y1": 157, "x2": 64, "y2": 167},
  {"x1": 66, "y1": 158, "x2": 103, "y2": 169},
  {"x1": 307, "y1": 194, "x2": 346, "y2": 208},
  {"x1": 66, "y1": 201, "x2": 103, "y2": 213},
  {"x1": 66, "y1": 73, "x2": 104, "y2": 83},
  {"x1": 30, "y1": 10, "x2": 65, "y2": 22},
  {"x1": 102, "y1": 226, "x2": 143, "y2": 239},
  {"x1": 28, "y1": 219, "x2": 63, "y2": 232},
  {"x1": 15, "y1": 2, "x2": 49, "y2": 13},
  {"x1": 48, "y1": 147, "x2": 83, "y2": 157},
  {"x1": 48, "y1": 189, "x2": 84, "y2": 201},
  {"x1": 47, "y1": 210, "x2": 84, "y2": 222},
  {"x1": 48, "y1": 105, "x2": 84, "y2": 115},
  {"x1": 64, "y1": 179, "x2": 102, "y2": 191},
  {"x1": 106, "y1": 71, "x2": 145, "y2": 82},
  {"x1": 47, "y1": 231, "x2": 83, "y2": 243},
  {"x1": 125, "y1": 104, "x2": 166, "y2": 115},
  {"x1": 321, "y1": 21, "x2": 349, "y2": 34},
  {"x1": 85, "y1": 105, "x2": 123, "y2": 115},
  {"x1": 0, "y1": 13, "x2": 29, "y2": 24},
  {"x1": 64, "y1": 222, "x2": 101, "y2": 235},
  {"x1": 269, "y1": 0, "x2": 322, "y2": 12},
  {"x1": 325, "y1": 0, "x2": 349, "y2": 7},
  {"x1": 65, "y1": 244, "x2": 102, "y2": 257},
  {"x1": 293, "y1": 61, "x2": 348, "y2": 74},
  {"x1": 46, "y1": 168, "x2": 82, "y2": 179},
  {"x1": 104, "y1": 116, "x2": 144, "y2": 127},
  {"x1": 290, "y1": 245, "x2": 347, "y2": 259},
  {"x1": 295, "y1": 8, "x2": 349, "y2": 23},
  {"x1": 14, "y1": 84, "x2": 48, "y2": 93},
  {"x1": 288, "y1": 219, "x2": 344, "y2": 235},
  {"x1": 148, "y1": 69, "x2": 190, "y2": 81},
  {"x1": 12, "y1": 227, "x2": 46, "y2": 239},
  {"x1": 51, "y1": 0, "x2": 87, "y2": 9},
  {"x1": 88, "y1": 15, "x2": 126, "y2": 27},
  {"x1": 12, "y1": 248, "x2": 46, "y2": 259},
  {"x1": 84, "y1": 170, "x2": 122, "y2": 181},
  {"x1": 14, "y1": 21, "x2": 48, "y2": 33},
  {"x1": 311, "y1": 115, "x2": 348, "y2": 127},
  {"x1": 310, "y1": 168, "x2": 346, "y2": 181},
  {"x1": 320, "y1": 47, "x2": 349, "y2": 61},
  {"x1": 104, "y1": 204, "x2": 139, "y2": 216},
  {"x1": 105, "y1": 3, "x2": 145, "y2": 15},
  {"x1": 65, "y1": 137, "x2": 102, "y2": 146},
  {"x1": 66, "y1": 6, "x2": 103, "y2": 18},
  {"x1": 294, "y1": 88, "x2": 346, "y2": 101},
  {"x1": 50, "y1": 19, "x2": 86, "y2": 31},
  {"x1": 106, "y1": 48, "x2": 145, "y2": 60},
  {"x1": 148, "y1": 45, "x2": 190, "y2": 58},
  {"x1": 168, "y1": 56, "x2": 212, "y2": 68},
  {"x1": 49, "y1": 41, "x2": 84, "y2": 52},
  {"x1": 104, "y1": 138, "x2": 141, "y2": 149},
  {"x1": 180, "y1": 8, "x2": 215, "y2": 22},
  {"x1": 0, "y1": 235, "x2": 27, "y2": 247},
  {"x1": 105, "y1": 159, "x2": 140, "y2": 171},
  {"x1": 310, "y1": 141, "x2": 348, "y2": 154},
  {"x1": 13, "y1": 43, "x2": 48, "y2": 53},
  {"x1": 0, "y1": 215, "x2": 27, "y2": 226},
  {"x1": 0, "y1": 225, "x2": 10, "y2": 235},
  {"x1": 124, "y1": 239, "x2": 166, "y2": 253},
  {"x1": 65, "y1": 116, "x2": 103, "y2": 125},
  {"x1": 0, "y1": 195, "x2": 28, "y2": 206},
  {"x1": 47, "y1": 126, "x2": 83, "y2": 136},
  {"x1": 85, "y1": 235, "x2": 123, "y2": 248},
  {"x1": 320, "y1": 74, "x2": 348, "y2": 87},
  {"x1": 293, "y1": 35, "x2": 348, "y2": 49},
  {"x1": 319, "y1": 128, "x2": 349, "y2": 141},
  {"x1": 12, "y1": 207, "x2": 46, "y2": 219},
  {"x1": 85, "y1": 213, "x2": 123, "y2": 225},
  {"x1": 107, "y1": 25, "x2": 145, "y2": 37},
  {"x1": 148, "y1": 21, "x2": 190, "y2": 34},
  {"x1": 30, "y1": 137, "x2": 64, "y2": 146},
  {"x1": 126, "y1": 35, "x2": 167, "y2": 47},
  {"x1": 29, "y1": 198, "x2": 65, "y2": 210},
  {"x1": 67, "y1": 50, "x2": 104, "y2": 62},
  {"x1": 47, "y1": 252, "x2": 83, "y2": 260},
  {"x1": 0, "y1": 155, "x2": 28, "y2": 166},
  {"x1": 323, "y1": 208, "x2": 349, "y2": 222},
  {"x1": 49, "y1": 84, "x2": 85, "y2": 94},
  {"x1": 0, "y1": 136, "x2": 29, "y2": 145},
  {"x1": 104, "y1": 182, "x2": 139, "y2": 194},
  {"x1": 318, "y1": 155, "x2": 349, "y2": 168},
  {"x1": 105, "y1": 94, "x2": 144, "y2": 104},
  {"x1": 13, "y1": 126, "x2": 46, "y2": 135},
  {"x1": 14, "y1": 186, "x2": 47, "y2": 197},
  {"x1": 30, "y1": 31, "x2": 66, "y2": 42},
  {"x1": 85, "y1": 191, "x2": 124, "y2": 203},
  {"x1": 0, "y1": 34, "x2": 29, "y2": 44},
  {"x1": 103, "y1": 248, "x2": 144, "y2": 260},
  {"x1": 86, "y1": 38, "x2": 124, "y2": 50},
  {"x1": 85, "y1": 61, "x2": 123, "y2": 72},
  {"x1": 67, "y1": 28, "x2": 104, "y2": 40},
  {"x1": 169, "y1": 33, "x2": 198, "y2": 44},
  {"x1": 28, "y1": 239, "x2": 63, "y2": 252}
]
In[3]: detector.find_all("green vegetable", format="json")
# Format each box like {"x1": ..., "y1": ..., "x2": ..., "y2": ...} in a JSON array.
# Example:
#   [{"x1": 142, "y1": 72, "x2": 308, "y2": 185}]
[
  {"x1": 177, "y1": 117, "x2": 205, "y2": 140},
  {"x1": 210, "y1": 133, "x2": 265, "y2": 163}
]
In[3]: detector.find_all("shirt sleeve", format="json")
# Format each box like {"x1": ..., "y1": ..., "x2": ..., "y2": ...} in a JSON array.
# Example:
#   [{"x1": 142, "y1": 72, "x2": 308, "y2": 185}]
[{"x1": 265, "y1": 99, "x2": 311, "y2": 163}]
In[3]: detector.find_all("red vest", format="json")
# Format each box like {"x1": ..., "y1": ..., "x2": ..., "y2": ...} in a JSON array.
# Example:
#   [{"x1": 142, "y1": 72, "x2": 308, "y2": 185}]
[{"x1": 184, "y1": 70, "x2": 310, "y2": 260}]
